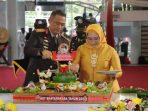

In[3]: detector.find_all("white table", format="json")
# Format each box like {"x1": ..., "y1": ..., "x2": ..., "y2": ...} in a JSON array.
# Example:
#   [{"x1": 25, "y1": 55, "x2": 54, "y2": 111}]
[{"x1": 16, "y1": 104, "x2": 99, "y2": 111}]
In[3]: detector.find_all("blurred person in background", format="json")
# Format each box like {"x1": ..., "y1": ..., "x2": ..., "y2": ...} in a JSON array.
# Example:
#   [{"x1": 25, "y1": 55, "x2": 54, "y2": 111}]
[
  {"x1": 88, "y1": 13, "x2": 96, "y2": 24},
  {"x1": 70, "y1": 16, "x2": 91, "y2": 52}
]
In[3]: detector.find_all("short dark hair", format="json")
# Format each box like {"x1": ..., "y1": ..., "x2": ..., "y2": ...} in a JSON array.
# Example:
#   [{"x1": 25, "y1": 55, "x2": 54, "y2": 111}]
[
  {"x1": 89, "y1": 13, "x2": 93, "y2": 17},
  {"x1": 49, "y1": 10, "x2": 66, "y2": 20}
]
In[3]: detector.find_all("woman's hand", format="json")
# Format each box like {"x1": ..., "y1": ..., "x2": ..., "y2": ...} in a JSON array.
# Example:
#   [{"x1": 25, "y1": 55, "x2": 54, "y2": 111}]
[{"x1": 70, "y1": 64, "x2": 79, "y2": 73}]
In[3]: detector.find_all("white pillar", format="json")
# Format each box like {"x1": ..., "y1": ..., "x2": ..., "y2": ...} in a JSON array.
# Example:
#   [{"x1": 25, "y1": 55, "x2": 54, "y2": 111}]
[
  {"x1": 7, "y1": 0, "x2": 25, "y2": 60},
  {"x1": 130, "y1": 22, "x2": 141, "y2": 64}
]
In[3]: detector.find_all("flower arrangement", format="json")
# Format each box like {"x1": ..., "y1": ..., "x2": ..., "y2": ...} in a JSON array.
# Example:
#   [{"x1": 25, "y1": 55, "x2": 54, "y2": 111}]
[
  {"x1": 53, "y1": 64, "x2": 77, "y2": 83},
  {"x1": 59, "y1": 64, "x2": 69, "y2": 73},
  {"x1": 0, "y1": 88, "x2": 13, "y2": 93},
  {"x1": 0, "y1": 99, "x2": 16, "y2": 111},
  {"x1": 119, "y1": 87, "x2": 148, "y2": 100},
  {"x1": 88, "y1": 97, "x2": 146, "y2": 111}
]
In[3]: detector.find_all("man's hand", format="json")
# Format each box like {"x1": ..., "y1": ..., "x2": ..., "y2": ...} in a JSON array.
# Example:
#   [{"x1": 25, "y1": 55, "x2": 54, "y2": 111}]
[{"x1": 41, "y1": 50, "x2": 52, "y2": 59}]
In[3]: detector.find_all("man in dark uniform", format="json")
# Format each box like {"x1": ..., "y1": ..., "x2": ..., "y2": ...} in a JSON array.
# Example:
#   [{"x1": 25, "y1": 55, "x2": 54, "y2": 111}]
[
  {"x1": 23, "y1": 10, "x2": 68, "y2": 86},
  {"x1": 70, "y1": 16, "x2": 91, "y2": 52},
  {"x1": 25, "y1": 28, "x2": 32, "y2": 41}
]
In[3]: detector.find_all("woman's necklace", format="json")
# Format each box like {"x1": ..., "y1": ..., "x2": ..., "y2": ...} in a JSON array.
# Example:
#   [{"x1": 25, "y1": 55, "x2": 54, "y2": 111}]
[{"x1": 90, "y1": 50, "x2": 98, "y2": 68}]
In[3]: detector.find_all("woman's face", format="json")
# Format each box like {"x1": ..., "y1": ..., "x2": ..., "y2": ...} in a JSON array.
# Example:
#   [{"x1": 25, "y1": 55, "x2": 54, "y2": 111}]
[{"x1": 86, "y1": 31, "x2": 100, "y2": 47}]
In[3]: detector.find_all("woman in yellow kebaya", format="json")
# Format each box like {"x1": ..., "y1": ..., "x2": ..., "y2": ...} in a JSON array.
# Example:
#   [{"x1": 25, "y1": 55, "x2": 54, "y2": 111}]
[{"x1": 70, "y1": 24, "x2": 122, "y2": 92}]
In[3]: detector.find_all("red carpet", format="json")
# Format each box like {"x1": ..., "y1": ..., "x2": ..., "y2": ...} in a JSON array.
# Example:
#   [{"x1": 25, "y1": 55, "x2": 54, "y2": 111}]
[
  {"x1": 0, "y1": 65, "x2": 148, "y2": 90},
  {"x1": 0, "y1": 66, "x2": 25, "y2": 89},
  {"x1": 119, "y1": 65, "x2": 148, "y2": 90}
]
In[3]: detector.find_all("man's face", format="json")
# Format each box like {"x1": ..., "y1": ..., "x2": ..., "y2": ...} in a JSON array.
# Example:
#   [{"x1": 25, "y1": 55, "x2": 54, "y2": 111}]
[{"x1": 49, "y1": 15, "x2": 66, "y2": 35}]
